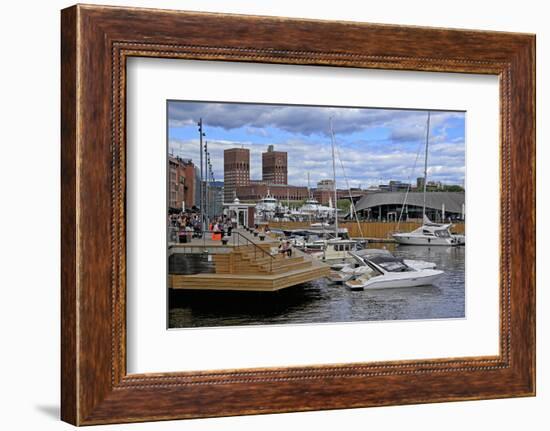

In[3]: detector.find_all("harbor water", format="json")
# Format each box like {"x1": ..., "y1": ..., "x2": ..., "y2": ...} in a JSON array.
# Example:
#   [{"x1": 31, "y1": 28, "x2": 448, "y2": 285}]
[{"x1": 168, "y1": 244, "x2": 465, "y2": 328}]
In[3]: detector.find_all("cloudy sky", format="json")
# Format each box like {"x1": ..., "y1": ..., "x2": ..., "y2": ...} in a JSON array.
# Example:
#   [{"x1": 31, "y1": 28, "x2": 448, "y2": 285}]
[{"x1": 168, "y1": 101, "x2": 465, "y2": 189}]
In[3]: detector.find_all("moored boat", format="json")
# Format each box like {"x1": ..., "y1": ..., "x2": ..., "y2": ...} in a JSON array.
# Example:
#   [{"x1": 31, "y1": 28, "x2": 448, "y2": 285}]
[
  {"x1": 392, "y1": 216, "x2": 465, "y2": 246},
  {"x1": 344, "y1": 252, "x2": 444, "y2": 290},
  {"x1": 329, "y1": 249, "x2": 437, "y2": 284},
  {"x1": 310, "y1": 238, "x2": 361, "y2": 264},
  {"x1": 392, "y1": 111, "x2": 465, "y2": 246}
]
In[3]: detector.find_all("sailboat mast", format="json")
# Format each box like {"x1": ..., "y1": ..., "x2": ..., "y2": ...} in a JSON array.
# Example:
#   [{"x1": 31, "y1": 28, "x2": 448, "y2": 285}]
[
  {"x1": 307, "y1": 172, "x2": 312, "y2": 224},
  {"x1": 422, "y1": 111, "x2": 431, "y2": 221},
  {"x1": 287, "y1": 188, "x2": 289, "y2": 209},
  {"x1": 329, "y1": 117, "x2": 338, "y2": 237}
]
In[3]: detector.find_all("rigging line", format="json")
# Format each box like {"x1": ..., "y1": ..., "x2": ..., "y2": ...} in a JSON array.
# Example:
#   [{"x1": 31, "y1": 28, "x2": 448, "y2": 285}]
[
  {"x1": 396, "y1": 119, "x2": 428, "y2": 230},
  {"x1": 333, "y1": 138, "x2": 365, "y2": 239},
  {"x1": 329, "y1": 118, "x2": 339, "y2": 238}
]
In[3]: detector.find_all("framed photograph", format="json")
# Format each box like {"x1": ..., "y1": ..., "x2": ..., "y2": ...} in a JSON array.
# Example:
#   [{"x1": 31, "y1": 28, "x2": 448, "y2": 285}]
[{"x1": 61, "y1": 4, "x2": 535, "y2": 425}]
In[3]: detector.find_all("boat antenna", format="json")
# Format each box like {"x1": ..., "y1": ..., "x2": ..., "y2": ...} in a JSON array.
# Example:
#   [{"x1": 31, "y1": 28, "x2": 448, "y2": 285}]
[
  {"x1": 422, "y1": 111, "x2": 431, "y2": 221},
  {"x1": 329, "y1": 117, "x2": 339, "y2": 238}
]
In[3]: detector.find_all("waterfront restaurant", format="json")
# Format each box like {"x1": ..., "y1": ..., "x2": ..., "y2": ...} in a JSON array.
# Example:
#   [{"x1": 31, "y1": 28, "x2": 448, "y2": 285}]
[{"x1": 354, "y1": 191, "x2": 465, "y2": 222}]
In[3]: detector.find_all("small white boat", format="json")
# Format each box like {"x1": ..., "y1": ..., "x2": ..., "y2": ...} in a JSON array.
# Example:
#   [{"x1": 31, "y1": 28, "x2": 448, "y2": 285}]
[
  {"x1": 310, "y1": 238, "x2": 361, "y2": 264},
  {"x1": 392, "y1": 111, "x2": 465, "y2": 247},
  {"x1": 354, "y1": 248, "x2": 436, "y2": 270},
  {"x1": 344, "y1": 252, "x2": 444, "y2": 290},
  {"x1": 329, "y1": 249, "x2": 437, "y2": 284},
  {"x1": 392, "y1": 216, "x2": 465, "y2": 246},
  {"x1": 298, "y1": 197, "x2": 337, "y2": 218}
]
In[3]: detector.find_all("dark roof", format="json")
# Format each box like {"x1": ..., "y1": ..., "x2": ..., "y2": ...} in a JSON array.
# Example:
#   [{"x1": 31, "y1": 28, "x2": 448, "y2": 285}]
[{"x1": 355, "y1": 192, "x2": 465, "y2": 214}]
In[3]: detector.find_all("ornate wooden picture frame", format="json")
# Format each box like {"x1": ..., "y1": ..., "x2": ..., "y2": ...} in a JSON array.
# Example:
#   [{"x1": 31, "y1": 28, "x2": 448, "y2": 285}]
[{"x1": 61, "y1": 4, "x2": 535, "y2": 425}]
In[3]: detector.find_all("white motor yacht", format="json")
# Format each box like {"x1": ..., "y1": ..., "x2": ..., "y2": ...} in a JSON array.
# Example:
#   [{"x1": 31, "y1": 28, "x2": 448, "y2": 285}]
[
  {"x1": 329, "y1": 249, "x2": 437, "y2": 284},
  {"x1": 310, "y1": 238, "x2": 360, "y2": 264},
  {"x1": 392, "y1": 216, "x2": 465, "y2": 246},
  {"x1": 255, "y1": 191, "x2": 279, "y2": 221},
  {"x1": 355, "y1": 248, "x2": 437, "y2": 270},
  {"x1": 344, "y1": 252, "x2": 444, "y2": 290},
  {"x1": 392, "y1": 111, "x2": 465, "y2": 246}
]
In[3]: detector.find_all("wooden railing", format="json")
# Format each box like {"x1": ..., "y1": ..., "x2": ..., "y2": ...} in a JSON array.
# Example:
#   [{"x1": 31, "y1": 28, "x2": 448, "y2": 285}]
[{"x1": 231, "y1": 231, "x2": 275, "y2": 272}]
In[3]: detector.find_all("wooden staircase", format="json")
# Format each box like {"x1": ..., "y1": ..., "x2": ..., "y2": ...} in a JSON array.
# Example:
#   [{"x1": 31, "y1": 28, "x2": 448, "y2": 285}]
[
  {"x1": 169, "y1": 244, "x2": 330, "y2": 292},
  {"x1": 214, "y1": 245, "x2": 312, "y2": 275}
]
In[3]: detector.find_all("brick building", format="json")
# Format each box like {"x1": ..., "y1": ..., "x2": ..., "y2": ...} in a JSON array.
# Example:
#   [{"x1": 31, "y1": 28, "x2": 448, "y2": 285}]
[
  {"x1": 236, "y1": 183, "x2": 308, "y2": 202},
  {"x1": 316, "y1": 179, "x2": 334, "y2": 191},
  {"x1": 262, "y1": 144, "x2": 287, "y2": 184},
  {"x1": 223, "y1": 148, "x2": 250, "y2": 202},
  {"x1": 168, "y1": 156, "x2": 196, "y2": 211}
]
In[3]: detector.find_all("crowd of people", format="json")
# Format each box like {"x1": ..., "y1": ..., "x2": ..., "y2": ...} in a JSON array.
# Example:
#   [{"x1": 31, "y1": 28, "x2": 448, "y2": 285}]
[
  {"x1": 168, "y1": 213, "x2": 297, "y2": 260},
  {"x1": 168, "y1": 213, "x2": 202, "y2": 243},
  {"x1": 168, "y1": 213, "x2": 234, "y2": 243},
  {"x1": 208, "y1": 217, "x2": 233, "y2": 241}
]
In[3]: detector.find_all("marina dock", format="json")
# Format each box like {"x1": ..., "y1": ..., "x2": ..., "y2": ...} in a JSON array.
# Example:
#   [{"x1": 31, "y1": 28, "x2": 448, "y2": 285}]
[{"x1": 169, "y1": 229, "x2": 330, "y2": 292}]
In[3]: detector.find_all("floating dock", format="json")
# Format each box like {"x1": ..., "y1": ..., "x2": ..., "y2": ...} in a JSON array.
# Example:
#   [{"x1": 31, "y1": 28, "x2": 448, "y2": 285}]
[{"x1": 169, "y1": 229, "x2": 330, "y2": 292}]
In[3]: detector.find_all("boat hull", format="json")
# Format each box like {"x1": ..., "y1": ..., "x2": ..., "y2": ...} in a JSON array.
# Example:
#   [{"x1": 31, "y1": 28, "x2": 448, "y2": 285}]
[
  {"x1": 345, "y1": 269, "x2": 444, "y2": 290},
  {"x1": 392, "y1": 234, "x2": 464, "y2": 246}
]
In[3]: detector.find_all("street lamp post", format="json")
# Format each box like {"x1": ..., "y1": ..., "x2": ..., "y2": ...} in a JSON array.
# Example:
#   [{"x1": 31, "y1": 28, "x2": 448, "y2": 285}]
[
  {"x1": 207, "y1": 154, "x2": 212, "y2": 220},
  {"x1": 198, "y1": 118, "x2": 206, "y2": 232},
  {"x1": 204, "y1": 140, "x2": 209, "y2": 226}
]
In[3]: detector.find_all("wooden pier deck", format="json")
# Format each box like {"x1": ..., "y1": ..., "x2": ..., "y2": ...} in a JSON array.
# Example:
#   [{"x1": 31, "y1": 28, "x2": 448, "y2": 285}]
[
  {"x1": 169, "y1": 229, "x2": 329, "y2": 291},
  {"x1": 168, "y1": 229, "x2": 279, "y2": 255},
  {"x1": 169, "y1": 261, "x2": 329, "y2": 291}
]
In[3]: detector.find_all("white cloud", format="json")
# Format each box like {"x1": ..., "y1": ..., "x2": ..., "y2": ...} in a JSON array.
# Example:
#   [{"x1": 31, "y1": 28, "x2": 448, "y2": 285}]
[
  {"x1": 169, "y1": 134, "x2": 464, "y2": 189},
  {"x1": 168, "y1": 102, "x2": 464, "y2": 188}
]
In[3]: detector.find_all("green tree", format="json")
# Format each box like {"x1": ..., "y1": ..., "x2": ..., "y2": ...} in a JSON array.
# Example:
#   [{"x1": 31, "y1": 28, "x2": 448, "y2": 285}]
[
  {"x1": 337, "y1": 199, "x2": 351, "y2": 212},
  {"x1": 442, "y1": 185, "x2": 465, "y2": 192}
]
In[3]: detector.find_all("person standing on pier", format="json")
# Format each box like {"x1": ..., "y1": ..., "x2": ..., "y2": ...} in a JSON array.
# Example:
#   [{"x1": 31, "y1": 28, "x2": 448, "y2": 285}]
[
  {"x1": 212, "y1": 221, "x2": 222, "y2": 241},
  {"x1": 225, "y1": 219, "x2": 232, "y2": 237}
]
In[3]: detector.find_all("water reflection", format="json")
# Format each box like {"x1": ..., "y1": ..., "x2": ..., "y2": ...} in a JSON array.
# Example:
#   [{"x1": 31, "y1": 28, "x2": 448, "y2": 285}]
[{"x1": 168, "y1": 245, "x2": 465, "y2": 328}]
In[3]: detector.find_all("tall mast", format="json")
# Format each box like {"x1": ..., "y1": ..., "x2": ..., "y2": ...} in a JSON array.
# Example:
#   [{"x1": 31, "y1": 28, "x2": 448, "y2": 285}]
[
  {"x1": 307, "y1": 172, "x2": 312, "y2": 224},
  {"x1": 329, "y1": 117, "x2": 338, "y2": 237},
  {"x1": 287, "y1": 188, "x2": 289, "y2": 209},
  {"x1": 422, "y1": 111, "x2": 431, "y2": 221}
]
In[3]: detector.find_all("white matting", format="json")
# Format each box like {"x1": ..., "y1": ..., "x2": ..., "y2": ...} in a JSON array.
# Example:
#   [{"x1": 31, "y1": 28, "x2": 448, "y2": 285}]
[{"x1": 126, "y1": 58, "x2": 500, "y2": 373}]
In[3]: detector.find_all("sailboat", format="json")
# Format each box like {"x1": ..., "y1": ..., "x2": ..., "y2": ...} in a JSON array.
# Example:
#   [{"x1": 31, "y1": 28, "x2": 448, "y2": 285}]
[
  {"x1": 307, "y1": 118, "x2": 363, "y2": 263},
  {"x1": 392, "y1": 112, "x2": 465, "y2": 246}
]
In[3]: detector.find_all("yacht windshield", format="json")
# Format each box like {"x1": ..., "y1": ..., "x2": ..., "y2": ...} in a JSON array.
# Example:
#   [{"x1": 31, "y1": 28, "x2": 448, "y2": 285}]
[{"x1": 368, "y1": 256, "x2": 413, "y2": 272}]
